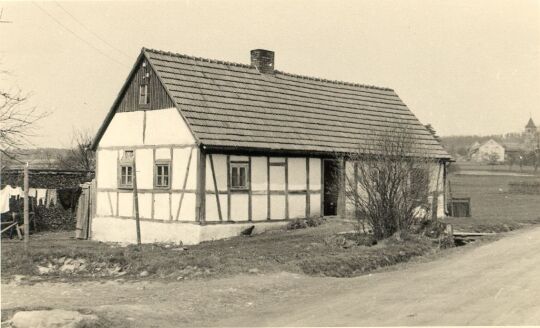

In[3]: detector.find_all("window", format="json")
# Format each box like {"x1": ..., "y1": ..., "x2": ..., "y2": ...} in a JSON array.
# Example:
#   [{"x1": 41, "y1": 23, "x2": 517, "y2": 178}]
[
  {"x1": 230, "y1": 162, "x2": 249, "y2": 190},
  {"x1": 119, "y1": 165, "x2": 133, "y2": 188},
  {"x1": 119, "y1": 150, "x2": 134, "y2": 189},
  {"x1": 154, "y1": 161, "x2": 171, "y2": 188},
  {"x1": 139, "y1": 84, "x2": 148, "y2": 105}
]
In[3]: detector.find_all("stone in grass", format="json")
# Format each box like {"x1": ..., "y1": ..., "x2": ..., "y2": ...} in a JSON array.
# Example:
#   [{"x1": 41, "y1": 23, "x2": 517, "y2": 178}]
[
  {"x1": 248, "y1": 268, "x2": 259, "y2": 274},
  {"x1": 139, "y1": 270, "x2": 150, "y2": 277},
  {"x1": 11, "y1": 309, "x2": 99, "y2": 328}
]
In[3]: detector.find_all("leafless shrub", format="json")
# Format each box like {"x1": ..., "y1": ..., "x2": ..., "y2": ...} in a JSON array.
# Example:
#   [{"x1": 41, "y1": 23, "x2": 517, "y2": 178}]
[
  {"x1": 0, "y1": 88, "x2": 47, "y2": 161},
  {"x1": 56, "y1": 129, "x2": 95, "y2": 171},
  {"x1": 343, "y1": 127, "x2": 435, "y2": 240}
]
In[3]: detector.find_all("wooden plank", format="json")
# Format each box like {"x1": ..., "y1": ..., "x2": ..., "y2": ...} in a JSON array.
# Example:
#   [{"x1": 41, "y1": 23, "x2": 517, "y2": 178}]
[
  {"x1": 227, "y1": 155, "x2": 231, "y2": 221},
  {"x1": 267, "y1": 156, "x2": 271, "y2": 220},
  {"x1": 175, "y1": 147, "x2": 194, "y2": 220},
  {"x1": 132, "y1": 156, "x2": 141, "y2": 245},
  {"x1": 98, "y1": 144, "x2": 196, "y2": 151},
  {"x1": 209, "y1": 154, "x2": 223, "y2": 222},
  {"x1": 306, "y1": 157, "x2": 310, "y2": 218},
  {"x1": 285, "y1": 157, "x2": 289, "y2": 220},
  {"x1": 354, "y1": 161, "x2": 359, "y2": 220},
  {"x1": 142, "y1": 110, "x2": 147, "y2": 143},
  {"x1": 248, "y1": 156, "x2": 252, "y2": 222},
  {"x1": 195, "y1": 149, "x2": 206, "y2": 224},
  {"x1": 320, "y1": 158, "x2": 324, "y2": 216},
  {"x1": 169, "y1": 147, "x2": 173, "y2": 220}
]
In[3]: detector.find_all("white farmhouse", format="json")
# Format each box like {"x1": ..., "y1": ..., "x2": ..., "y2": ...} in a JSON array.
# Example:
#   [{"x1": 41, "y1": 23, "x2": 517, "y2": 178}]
[
  {"x1": 90, "y1": 48, "x2": 451, "y2": 245},
  {"x1": 471, "y1": 139, "x2": 505, "y2": 163}
]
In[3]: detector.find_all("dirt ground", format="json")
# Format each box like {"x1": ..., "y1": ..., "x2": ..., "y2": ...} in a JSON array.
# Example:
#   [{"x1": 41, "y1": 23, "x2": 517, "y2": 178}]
[{"x1": 3, "y1": 226, "x2": 540, "y2": 327}]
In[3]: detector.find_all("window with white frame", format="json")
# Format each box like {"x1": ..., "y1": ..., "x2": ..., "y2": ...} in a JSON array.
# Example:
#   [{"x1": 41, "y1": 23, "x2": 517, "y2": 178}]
[
  {"x1": 230, "y1": 162, "x2": 249, "y2": 190},
  {"x1": 139, "y1": 84, "x2": 148, "y2": 105},
  {"x1": 119, "y1": 150, "x2": 134, "y2": 188},
  {"x1": 154, "y1": 161, "x2": 171, "y2": 188}
]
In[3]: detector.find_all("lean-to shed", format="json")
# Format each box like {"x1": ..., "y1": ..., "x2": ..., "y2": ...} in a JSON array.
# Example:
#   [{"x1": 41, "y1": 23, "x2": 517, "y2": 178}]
[{"x1": 91, "y1": 48, "x2": 450, "y2": 245}]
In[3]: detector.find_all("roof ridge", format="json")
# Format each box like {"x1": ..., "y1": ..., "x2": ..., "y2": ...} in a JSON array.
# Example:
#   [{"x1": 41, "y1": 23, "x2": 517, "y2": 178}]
[
  {"x1": 274, "y1": 70, "x2": 393, "y2": 91},
  {"x1": 143, "y1": 47, "x2": 394, "y2": 92},
  {"x1": 143, "y1": 47, "x2": 253, "y2": 69}
]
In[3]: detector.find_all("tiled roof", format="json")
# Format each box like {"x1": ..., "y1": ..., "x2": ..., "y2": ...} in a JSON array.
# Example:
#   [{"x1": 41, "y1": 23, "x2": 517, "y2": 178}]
[{"x1": 144, "y1": 48, "x2": 450, "y2": 158}]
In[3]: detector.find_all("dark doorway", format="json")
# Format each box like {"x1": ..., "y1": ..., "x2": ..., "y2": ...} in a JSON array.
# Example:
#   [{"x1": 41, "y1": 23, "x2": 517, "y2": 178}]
[{"x1": 323, "y1": 160, "x2": 339, "y2": 216}]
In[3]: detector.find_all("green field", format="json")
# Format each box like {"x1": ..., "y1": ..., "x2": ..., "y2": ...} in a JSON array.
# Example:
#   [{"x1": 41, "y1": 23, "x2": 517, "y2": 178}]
[
  {"x1": 454, "y1": 161, "x2": 539, "y2": 175},
  {"x1": 446, "y1": 173, "x2": 540, "y2": 232}
]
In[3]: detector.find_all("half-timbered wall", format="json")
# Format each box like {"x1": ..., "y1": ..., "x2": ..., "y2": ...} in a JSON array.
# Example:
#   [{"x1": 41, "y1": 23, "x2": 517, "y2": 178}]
[
  {"x1": 343, "y1": 160, "x2": 446, "y2": 219},
  {"x1": 95, "y1": 106, "x2": 198, "y2": 227},
  {"x1": 204, "y1": 154, "x2": 322, "y2": 222}
]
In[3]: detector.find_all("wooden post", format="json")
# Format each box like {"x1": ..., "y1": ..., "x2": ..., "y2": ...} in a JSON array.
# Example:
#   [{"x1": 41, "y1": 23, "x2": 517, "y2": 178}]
[
  {"x1": 195, "y1": 149, "x2": 207, "y2": 224},
  {"x1": 23, "y1": 163, "x2": 29, "y2": 250},
  {"x1": 132, "y1": 159, "x2": 141, "y2": 245}
]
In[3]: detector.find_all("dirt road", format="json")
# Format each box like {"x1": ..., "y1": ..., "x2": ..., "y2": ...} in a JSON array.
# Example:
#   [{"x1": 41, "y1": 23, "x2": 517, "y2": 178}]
[{"x1": 3, "y1": 227, "x2": 540, "y2": 326}]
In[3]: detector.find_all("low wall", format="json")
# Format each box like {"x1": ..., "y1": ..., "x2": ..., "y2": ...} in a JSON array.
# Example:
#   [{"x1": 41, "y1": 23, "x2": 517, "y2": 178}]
[{"x1": 91, "y1": 216, "x2": 288, "y2": 245}]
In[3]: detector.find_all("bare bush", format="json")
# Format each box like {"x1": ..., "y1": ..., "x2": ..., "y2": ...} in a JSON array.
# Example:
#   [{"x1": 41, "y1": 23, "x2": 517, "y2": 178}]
[
  {"x1": 0, "y1": 88, "x2": 47, "y2": 161},
  {"x1": 56, "y1": 129, "x2": 95, "y2": 171},
  {"x1": 343, "y1": 127, "x2": 435, "y2": 240}
]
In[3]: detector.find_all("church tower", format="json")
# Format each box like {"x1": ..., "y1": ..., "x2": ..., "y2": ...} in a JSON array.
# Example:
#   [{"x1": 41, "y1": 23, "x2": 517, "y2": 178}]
[{"x1": 523, "y1": 118, "x2": 539, "y2": 151}]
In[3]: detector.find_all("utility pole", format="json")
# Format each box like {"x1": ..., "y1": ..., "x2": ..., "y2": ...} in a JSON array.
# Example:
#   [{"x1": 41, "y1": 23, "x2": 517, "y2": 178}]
[
  {"x1": 23, "y1": 163, "x2": 29, "y2": 250},
  {"x1": 132, "y1": 159, "x2": 141, "y2": 245}
]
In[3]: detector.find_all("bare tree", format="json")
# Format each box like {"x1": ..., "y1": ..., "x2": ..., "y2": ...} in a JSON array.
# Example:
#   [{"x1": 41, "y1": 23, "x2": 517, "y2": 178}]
[
  {"x1": 0, "y1": 87, "x2": 47, "y2": 162},
  {"x1": 57, "y1": 129, "x2": 95, "y2": 171},
  {"x1": 342, "y1": 127, "x2": 434, "y2": 240}
]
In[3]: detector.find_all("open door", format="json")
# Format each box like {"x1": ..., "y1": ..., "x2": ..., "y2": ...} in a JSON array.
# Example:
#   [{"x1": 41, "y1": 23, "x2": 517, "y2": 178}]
[{"x1": 323, "y1": 160, "x2": 339, "y2": 216}]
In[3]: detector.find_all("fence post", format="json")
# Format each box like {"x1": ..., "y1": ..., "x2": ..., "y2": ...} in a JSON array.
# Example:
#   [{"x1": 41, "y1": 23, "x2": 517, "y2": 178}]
[{"x1": 23, "y1": 163, "x2": 29, "y2": 250}]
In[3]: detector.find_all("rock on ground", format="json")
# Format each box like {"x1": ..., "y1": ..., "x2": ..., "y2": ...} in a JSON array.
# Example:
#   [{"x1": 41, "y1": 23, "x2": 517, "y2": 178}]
[{"x1": 10, "y1": 309, "x2": 99, "y2": 328}]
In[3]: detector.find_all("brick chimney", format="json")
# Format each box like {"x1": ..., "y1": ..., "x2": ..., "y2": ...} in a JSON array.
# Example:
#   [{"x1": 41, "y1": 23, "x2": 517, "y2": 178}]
[{"x1": 250, "y1": 49, "x2": 274, "y2": 74}]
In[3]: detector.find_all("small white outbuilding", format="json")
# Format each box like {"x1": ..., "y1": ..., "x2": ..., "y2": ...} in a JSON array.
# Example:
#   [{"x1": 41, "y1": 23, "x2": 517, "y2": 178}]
[{"x1": 90, "y1": 48, "x2": 451, "y2": 245}]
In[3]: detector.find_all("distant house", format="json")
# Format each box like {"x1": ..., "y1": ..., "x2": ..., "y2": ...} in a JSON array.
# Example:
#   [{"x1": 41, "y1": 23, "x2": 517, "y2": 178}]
[
  {"x1": 90, "y1": 48, "x2": 450, "y2": 245},
  {"x1": 470, "y1": 139, "x2": 505, "y2": 163}
]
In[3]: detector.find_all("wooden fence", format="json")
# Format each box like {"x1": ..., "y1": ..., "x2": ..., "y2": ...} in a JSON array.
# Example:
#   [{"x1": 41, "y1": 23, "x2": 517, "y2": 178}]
[{"x1": 75, "y1": 179, "x2": 96, "y2": 239}]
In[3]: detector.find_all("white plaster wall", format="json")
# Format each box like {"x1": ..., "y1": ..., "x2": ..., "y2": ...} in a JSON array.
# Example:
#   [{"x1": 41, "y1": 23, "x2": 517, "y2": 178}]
[
  {"x1": 309, "y1": 158, "x2": 321, "y2": 191},
  {"x1": 269, "y1": 157, "x2": 285, "y2": 163},
  {"x1": 155, "y1": 148, "x2": 171, "y2": 160},
  {"x1": 153, "y1": 193, "x2": 170, "y2": 220},
  {"x1": 205, "y1": 194, "x2": 228, "y2": 221},
  {"x1": 230, "y1": 155, "x2": 249, "y2": 161},
  {"x1": 251, "y1": 156, "x2": 267, "y2": 191},
  {"x1": 92, "y1": 216, "x2": 289, "y2": 245},
  {"x1": 118, "y1": 192, "x2": 133, "y2": 217},
  {"x1": 270, "y1": 195, "x2": 286, "y2": 220},
  {"x1": 98, "y1": 108, "x2": 194, "y2": 148},
  {"x1": 251, "y1": 195, "x2": 268, "y2": 221},
  {"x1": 96, "y1": 191, "x2": 117, "y2": 216},
  {"x1": 171, "y1": 192, "x2": 196, "y2": 221},
  {"x1": 269, "y1": 165, "x2": 285, "y2": 191},
  {"x1": 138, "y1": 192, "x2": 152, "y2": 219},
  {"x1": 288, "y1": 158, "x2": 307, "y2": 190},
  {"x1": 230, "y1": 194, "x2": 249, "y2": 220},
  {"x1": 99, "y1": 111, "x2": 144, "y2": 147},
  {"x1": 172, "y1": 147, "x2": 197, "y2": 190},
  {"x1": 205, "y1": 155, "x2": 227, "y2": 191},
  {"x1": 289, "y1": 194, "x2": 306, "y2": 218},
  {"x1": 145, "y1": 108, "x2": 195, "y2": 145},
  {"x1": 135, "y1": 148, "x2": 153, "y2": 189},
  {"x1": 92, "y1": 216, "x2": 201, "y2": 245},
  {"x1": 96, "y1": 150, "x2": 117, "y2": 189},
  {"x1": 309, "y1": 193, "x2": 321, "y2": 217}
]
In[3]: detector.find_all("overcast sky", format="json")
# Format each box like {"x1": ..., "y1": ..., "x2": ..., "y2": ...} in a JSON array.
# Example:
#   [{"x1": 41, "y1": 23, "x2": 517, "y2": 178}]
[{"x1": 1, "y1": 0, "x2": 539, "y2": 148}]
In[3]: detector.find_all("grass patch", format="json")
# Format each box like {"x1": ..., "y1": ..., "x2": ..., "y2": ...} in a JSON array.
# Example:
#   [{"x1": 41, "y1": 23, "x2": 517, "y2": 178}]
[
  {"x1": 446, "y1": 174, "x2": 540, "y2": 233},
  {"x1": 1, "y1": 221, "x2": 442, "y2": 282}
]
